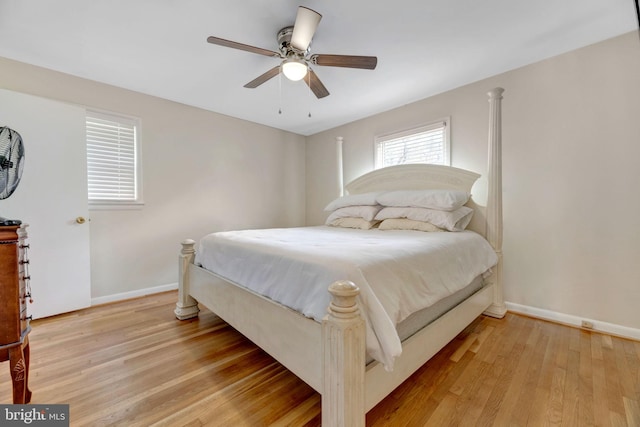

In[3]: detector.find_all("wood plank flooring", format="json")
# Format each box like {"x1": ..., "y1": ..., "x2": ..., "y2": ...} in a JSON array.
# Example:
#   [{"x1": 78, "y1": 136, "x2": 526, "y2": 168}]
[{"x1": 1, "y1": 291, "x2": 638, "y2": 426}]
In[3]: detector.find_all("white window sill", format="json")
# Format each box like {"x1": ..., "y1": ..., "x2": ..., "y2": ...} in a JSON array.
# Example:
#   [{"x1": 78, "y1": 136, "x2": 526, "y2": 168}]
[{"x1": 89, "y1": 201, "x2": 145, "y2": 211}]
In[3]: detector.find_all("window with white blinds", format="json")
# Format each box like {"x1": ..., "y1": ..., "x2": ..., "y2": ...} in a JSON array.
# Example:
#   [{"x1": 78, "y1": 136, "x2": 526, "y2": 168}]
[
  {"x1": 86, "y1": 111, "x2": 141, "y2": 207},
  {"x1": 375, "y1": 119, "x2": 450, "y2": 169}
]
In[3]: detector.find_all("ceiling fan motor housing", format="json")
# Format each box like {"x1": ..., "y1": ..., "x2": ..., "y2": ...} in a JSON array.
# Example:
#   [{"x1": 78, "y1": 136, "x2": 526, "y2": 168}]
[{"x1": 277, "y1": 26, "x2": 308, "y2": 56}]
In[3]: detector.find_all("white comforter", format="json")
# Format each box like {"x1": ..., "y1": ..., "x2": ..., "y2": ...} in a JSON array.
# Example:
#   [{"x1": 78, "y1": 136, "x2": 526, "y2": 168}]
[{"x1": 195, "y1": 226, "x2": 497, "y2": 370}]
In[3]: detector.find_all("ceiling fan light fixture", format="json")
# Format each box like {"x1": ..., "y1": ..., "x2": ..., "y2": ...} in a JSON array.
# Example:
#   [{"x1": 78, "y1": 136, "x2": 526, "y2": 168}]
[{"x1": 281, "y1": 58, "x2": 308, "y2": 81}]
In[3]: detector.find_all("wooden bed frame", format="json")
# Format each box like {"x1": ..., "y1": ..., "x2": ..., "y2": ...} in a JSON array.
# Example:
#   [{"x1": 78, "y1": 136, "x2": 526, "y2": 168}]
[{"x1": 175, "y1": 88, "x2": 507, "y2": 426}]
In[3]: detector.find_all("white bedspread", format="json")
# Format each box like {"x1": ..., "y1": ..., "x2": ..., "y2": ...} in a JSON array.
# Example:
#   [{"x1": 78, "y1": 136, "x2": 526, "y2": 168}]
[{"x1": 194, "y1": 226, "x2": 497, "y2": 370}]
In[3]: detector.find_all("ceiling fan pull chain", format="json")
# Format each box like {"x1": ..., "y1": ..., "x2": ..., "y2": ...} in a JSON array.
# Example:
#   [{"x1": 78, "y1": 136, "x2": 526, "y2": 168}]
[
  {"x1": 278, "y1": 69, "x2": 283, "y2": 115},
  {"x1": 307, "y1": 71, "x2": 312, "y2": 118}
]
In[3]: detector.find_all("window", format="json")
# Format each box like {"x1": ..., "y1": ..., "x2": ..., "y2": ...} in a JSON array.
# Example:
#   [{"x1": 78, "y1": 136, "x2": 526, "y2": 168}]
[
  {"x1": 375, "y1": 119, "x2": 450, "y2": 169},
  {"x1": 86, "y1": 110, "x2": 142, "y2": 208}
]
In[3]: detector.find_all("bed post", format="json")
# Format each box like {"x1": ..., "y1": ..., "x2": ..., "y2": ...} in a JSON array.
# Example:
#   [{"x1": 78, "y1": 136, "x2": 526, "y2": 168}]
[
  {"x1": 175, "y1": 239, "x2": 200, "y2": 320},
  {"x1": 484, "y1": 87, "x2": 507, "y2": 319},
  {"x1": 336, "y1": 136, "x2": 344, "y2": 197},
  {"x1": 322, "y1": 281, "x2": 365, "y2": 427}
]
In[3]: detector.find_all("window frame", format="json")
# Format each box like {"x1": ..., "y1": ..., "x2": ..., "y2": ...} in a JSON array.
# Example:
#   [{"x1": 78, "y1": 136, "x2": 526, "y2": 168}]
[
  {"x1": 374, "y1": 117, "x2": 451, "y2": 169},
  {"x1": 85, "y1": 109, "x2": 143, "y2": 210}
]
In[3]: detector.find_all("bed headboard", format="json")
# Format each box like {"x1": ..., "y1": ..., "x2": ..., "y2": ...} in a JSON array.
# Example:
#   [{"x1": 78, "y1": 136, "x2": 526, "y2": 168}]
[{"x1": 345, "y1": 164, "x2": 480, "y2": 194}]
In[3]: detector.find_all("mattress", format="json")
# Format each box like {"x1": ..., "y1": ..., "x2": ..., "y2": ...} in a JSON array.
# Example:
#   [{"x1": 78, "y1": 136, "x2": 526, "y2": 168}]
[
  {"x1": 195, "y1": 225, "x2": 497, "y2": 370},
  {"x1": 396, "y1": 274, "x2": 484, "y2": 342}
]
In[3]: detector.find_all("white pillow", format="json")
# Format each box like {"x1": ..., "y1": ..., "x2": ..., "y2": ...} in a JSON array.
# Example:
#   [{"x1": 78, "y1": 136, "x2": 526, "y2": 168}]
[
  {"x1": 327, "y1": 217, "x2": 380, "y2": 230},
  {"x1": 325, "y1": 205, "x2": 383, "y2": 223},
  {"x1": 376, "y1": 190, "x2": 469, "y2": 211},
  {"x1": 378, "y1": 218, "x2": 444, "y2": 232},
  {"x1": 324, "y1": 192, "x2": 380, "y2": 211},
  {"x1": 375, "y1": 206, "x2": 474, "y2": 231}
]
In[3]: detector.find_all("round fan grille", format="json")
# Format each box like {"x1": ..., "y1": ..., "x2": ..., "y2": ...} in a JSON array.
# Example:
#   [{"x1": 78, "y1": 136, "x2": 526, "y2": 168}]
[{"x1": 0, "y1": 126, "x2": 25, "y2": 200}]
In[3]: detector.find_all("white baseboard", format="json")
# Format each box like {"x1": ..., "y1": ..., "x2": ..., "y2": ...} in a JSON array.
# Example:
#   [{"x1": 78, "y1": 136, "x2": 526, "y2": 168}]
[
  {"x1": 91, "y1": 282, "x2": 178, "y2": 306},
  {"x1": 506, "y1": 301, "x2": 640, "y2": 341}
]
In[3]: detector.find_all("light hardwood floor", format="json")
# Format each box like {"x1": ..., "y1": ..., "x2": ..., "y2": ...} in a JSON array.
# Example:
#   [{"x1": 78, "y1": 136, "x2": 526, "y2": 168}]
[{"x1": 1, "y1": 291, "x2": 639, "y2": 426}]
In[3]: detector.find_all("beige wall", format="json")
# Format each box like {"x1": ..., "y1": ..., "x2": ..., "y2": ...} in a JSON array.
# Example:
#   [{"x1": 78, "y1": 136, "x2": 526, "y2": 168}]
[
  {"x1": 0, "y1": 57, "x2": 306, "y2": 300},
  {"x1": 306, "y1": 32, "x2": 640, "y2": 331}
]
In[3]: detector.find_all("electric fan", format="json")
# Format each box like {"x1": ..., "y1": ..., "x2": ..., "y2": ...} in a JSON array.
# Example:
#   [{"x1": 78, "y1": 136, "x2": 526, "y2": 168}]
[{"x1": 0, "y1": 126, "x2": 25, "y2": 226}]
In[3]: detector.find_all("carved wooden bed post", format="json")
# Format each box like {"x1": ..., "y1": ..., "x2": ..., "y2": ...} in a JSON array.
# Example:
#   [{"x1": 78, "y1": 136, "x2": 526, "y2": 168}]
[
  {"x1": 174, "y1": 239, "x2": 200, "y2": 320},
  {"x1": 484, "y1": 87, "x2": 507, "y2": 318},
  {"x1": 322, "y1": 280, "x2": 366, "y2": 427}
]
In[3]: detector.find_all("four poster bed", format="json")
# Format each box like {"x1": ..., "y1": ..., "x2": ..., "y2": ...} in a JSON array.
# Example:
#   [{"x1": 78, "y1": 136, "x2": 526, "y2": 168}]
[{"x1": 175, "y1": 88, "x2": 507, "y2": 426}]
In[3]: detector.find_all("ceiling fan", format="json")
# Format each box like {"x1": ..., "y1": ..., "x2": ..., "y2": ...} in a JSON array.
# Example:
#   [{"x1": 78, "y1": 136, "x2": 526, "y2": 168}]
[{"x1": 206, "y1": 6, "x2": 377, "y2": 99}]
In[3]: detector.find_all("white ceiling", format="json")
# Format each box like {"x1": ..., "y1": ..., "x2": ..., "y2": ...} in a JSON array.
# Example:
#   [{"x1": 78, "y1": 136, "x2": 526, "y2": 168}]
[{"x1": 0, "y1": 1, "x2": 636, "y2": 136}]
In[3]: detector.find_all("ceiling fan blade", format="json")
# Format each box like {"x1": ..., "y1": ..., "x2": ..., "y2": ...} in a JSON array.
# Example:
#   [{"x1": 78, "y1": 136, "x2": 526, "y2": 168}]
[
  {"x1": 244, "y1": 66, "x2": 281, "y2": 88},
  {"x1": 311, "y1": 54, "x2": 377, "y2": 70},
  {"x1": 207, "y1": 36, "x2": 279, "y2": 58},
  {"x1": 290, "y1": 6, "x2": 322, "y2": 52},
  {"x1": 304, "y1": 69, "x2": 329, "y2": 99}
]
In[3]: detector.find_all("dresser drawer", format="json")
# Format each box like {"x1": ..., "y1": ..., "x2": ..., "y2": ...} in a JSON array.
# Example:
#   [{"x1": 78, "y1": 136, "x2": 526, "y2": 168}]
[{"x1": 1, "y1": 224, "x2": 31, "y2": 345}]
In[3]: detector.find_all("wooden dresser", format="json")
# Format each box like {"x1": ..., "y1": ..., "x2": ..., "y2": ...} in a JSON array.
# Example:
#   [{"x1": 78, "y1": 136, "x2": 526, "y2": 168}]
[{"x1": 0, "y1": 223, "x2": 32, "y2": 404}]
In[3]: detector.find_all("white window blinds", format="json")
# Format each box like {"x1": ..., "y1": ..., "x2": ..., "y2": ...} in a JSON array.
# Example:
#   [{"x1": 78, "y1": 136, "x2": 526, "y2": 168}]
[
  {"x1": 375, "y1": 120, "x2": 449, "y2": 169},
  {"x1": 86, "y1": 111, "x2": 140, "y2": 204}
]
